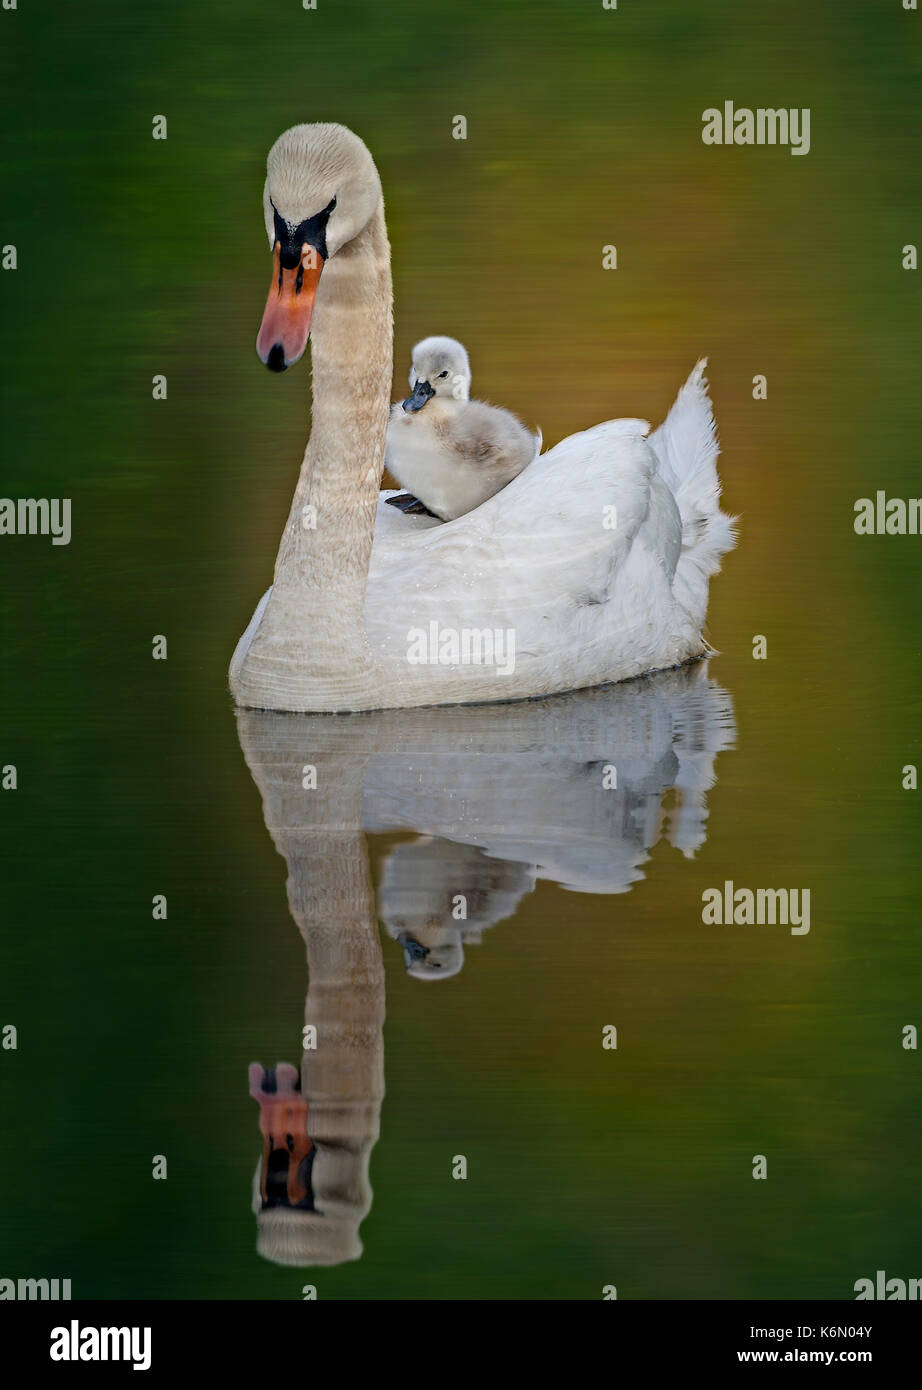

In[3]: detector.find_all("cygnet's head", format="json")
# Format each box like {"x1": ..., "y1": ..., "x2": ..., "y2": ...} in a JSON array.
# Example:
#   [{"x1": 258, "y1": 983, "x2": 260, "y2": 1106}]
[
  {"x1": 402, "y1": 336, "x2": 471, "y2": 413},
  {"x1": 379, "y1": 837, "x2": 535, "y2": 981}
]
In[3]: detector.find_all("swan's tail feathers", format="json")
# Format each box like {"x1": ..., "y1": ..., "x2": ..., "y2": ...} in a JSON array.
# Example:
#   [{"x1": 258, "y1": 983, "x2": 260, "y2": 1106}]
[{"x1": 648, "y1": 358, "x2": 737, "y2": 623}]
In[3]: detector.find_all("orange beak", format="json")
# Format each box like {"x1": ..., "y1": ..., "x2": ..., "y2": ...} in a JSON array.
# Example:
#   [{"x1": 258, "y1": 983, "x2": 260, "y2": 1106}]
[{"x1": 257, "y1": 242, "x2": 324, "y2": 372}]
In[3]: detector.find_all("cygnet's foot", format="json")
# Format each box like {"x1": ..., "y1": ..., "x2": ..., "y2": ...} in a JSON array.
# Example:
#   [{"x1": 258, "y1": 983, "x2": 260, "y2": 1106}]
[{"x1": 385, "y1": 492, "x2": 439, "y2": 518}]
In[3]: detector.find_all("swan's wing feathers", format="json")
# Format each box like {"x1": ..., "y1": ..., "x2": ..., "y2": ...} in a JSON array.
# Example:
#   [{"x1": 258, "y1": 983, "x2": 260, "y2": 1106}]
[
  {"x1": 647, "y1": 359, "x2": 715, "y2": 503},
  {"x1": 647, "y1": 360, "x2": 736, "y2": 615},
  {"x1": 373, "y1": 420, "x2": 660, "y2": 629},
  {"x1": 647, "y1": 359, "x2": 734, "y2": 554}
]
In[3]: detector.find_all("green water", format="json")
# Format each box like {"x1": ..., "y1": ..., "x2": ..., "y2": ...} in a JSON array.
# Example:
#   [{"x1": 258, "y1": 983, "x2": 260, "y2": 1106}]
[{"x1": 1, "y1": 0, "x2": 920, "y2": 1299}]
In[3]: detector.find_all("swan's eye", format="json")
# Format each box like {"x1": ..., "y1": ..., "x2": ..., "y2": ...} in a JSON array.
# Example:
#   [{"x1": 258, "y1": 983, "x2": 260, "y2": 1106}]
[{"x1": 438, "y1": 371, "x2": 449, "y2": 379}]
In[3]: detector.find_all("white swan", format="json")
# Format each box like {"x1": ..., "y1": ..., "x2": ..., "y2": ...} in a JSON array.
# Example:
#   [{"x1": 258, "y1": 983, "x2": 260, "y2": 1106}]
[
  {"x1": 230, "y1": 123, "x2": 735, "y2": 713},
  {"x1": 386, "y1": 335, "x2": 541, "y2": 520}
]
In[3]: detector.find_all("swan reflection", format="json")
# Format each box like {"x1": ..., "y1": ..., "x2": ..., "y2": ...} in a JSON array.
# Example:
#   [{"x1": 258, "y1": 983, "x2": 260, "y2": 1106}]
[{"x1": 237, "y1": 662, "x2": 735, "y2": 1265}]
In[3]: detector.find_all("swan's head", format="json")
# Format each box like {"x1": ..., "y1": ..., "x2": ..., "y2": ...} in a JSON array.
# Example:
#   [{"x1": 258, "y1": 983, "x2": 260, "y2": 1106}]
[
  {"x1": 257, "y1": 123, "x2": 382, "y2": 372},
  {"x1": 402, "y1": 336, "x2": 471, "y2": 413}
]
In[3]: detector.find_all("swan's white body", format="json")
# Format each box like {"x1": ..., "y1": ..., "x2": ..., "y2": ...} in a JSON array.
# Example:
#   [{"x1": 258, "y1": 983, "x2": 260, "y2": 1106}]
[{"x1": 229, "y1": 124, "x2": 735, "y2": 714}]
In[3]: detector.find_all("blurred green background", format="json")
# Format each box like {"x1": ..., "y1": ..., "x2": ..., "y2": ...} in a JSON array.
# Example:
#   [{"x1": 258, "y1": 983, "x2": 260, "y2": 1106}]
[{"x1": 1, "y1": 0, "x2": 920, "y2": 1298}]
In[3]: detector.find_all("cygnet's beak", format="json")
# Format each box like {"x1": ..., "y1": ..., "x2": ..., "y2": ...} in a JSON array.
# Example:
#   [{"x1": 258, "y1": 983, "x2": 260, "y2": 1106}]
[
  {"x1": 257, "y1": 242, "x2": 324, "y2": 372},
  {"x1": 401, "y1": 379, "x2": 435, "y2": 413},
  {"x1": 397, "y1": 932, "x2": 431, "y2": 968}
]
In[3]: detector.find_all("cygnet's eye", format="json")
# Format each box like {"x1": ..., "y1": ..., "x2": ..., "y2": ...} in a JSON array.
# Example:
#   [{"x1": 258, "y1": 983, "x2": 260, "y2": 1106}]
[{"x1": 438, "y1": 371, "x2": 449, "y2": 379}]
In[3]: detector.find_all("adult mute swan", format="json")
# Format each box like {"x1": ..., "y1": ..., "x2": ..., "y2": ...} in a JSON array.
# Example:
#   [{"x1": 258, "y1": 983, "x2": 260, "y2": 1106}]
[{"x1": 229, "y1": 123, "x2": 735, "y2": 713}]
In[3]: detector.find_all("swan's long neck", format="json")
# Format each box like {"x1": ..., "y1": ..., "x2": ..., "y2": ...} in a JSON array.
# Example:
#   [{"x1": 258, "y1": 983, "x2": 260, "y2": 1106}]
[{"x1": 233, "y1": 202, "x2": 392, "y2": 710}]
